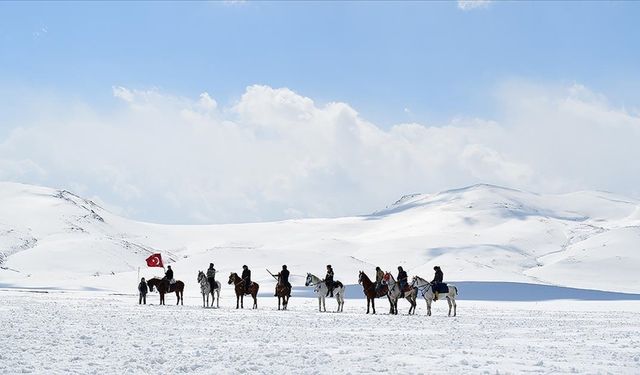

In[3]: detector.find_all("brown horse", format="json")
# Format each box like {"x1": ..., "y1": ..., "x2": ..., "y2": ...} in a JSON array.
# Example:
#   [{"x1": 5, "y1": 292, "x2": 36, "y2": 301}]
[
  {"x1": 228, "y1": 273, "x2": 259, "y2": 309},
  {"x1": 147, "y1": 277, "x2": 184, "y2": 305},
  {"x1": 274, "y1": 282, "x2": 291, "y2": 310},
  {"x1": 358, "y1": 271, "x2": 390, "y2": 314}
]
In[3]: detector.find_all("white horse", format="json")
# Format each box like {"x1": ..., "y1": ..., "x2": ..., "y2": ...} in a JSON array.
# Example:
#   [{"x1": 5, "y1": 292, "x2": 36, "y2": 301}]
[
  {"x1": 411, "y1": 276, "x2": 458, "y2": 316},
  {"x1": 305, "y1": 273, "x2": 345, "y2": 312},
  {"x1": 197, "y1": 271, "x2": 220, "y2": 308},
  {"x1": 382, "y1": 272, "x2": 417, "y2": 315}
]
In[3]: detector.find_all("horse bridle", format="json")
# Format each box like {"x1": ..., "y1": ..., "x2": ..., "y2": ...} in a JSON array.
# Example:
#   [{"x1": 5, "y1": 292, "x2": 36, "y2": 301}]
[
  {"x1": 306, "y1": 274, "x2": 324, "y2": 287},
  {"x1": 412, "y1": 277, "x2": 432, "y2": 297}
]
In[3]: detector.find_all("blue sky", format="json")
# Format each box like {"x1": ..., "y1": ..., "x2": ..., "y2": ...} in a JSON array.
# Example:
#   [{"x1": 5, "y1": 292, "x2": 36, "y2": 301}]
[
  {"x1": 1, "y1": 2, "x2": 640, "y2": 224},
  {"x1": 3, "y1": 1, "x2": 638, "y2": 124}
]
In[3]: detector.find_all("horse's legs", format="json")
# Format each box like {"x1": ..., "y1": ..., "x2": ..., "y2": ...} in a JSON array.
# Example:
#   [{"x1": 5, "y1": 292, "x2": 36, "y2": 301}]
[
  {"x1": 426, "y1": 297, "x2": 432, "y2": 316},
  {"x1": 366, "y1": 297, "x2": 370, "y2": 314},
  {"x1": 448, "y1": 297, "x2": 456, "y2": 317},
  {"x1": 318, "y1": 297, "x2": 321, "y2": 312},
  {"x1": 253, "y1": 293, "x2": 257, "y2": 309},
  {"x1": 241, "y1": 295, "x2": 244, "y2": 309},
  {"x1": 278, "y1": 296, "x2": 281, "y2": 310},
  {"x1": 453, "y1": 297, "x2": 457, "y2": 317},
  {"x1": 236, "y1": 294, "x2": 240, "y2": 309}
]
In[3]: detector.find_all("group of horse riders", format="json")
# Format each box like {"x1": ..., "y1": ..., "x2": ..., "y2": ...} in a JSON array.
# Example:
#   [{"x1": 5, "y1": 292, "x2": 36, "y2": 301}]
[
  {"x1": 373, "y1": 265, "x2": 445, "y2": 299},
  {"x1": 138, "y1": 262, "x2": 445, "y2": 301},
  {"x1": 150, "y1": 263, "x2": 293, "y2": 297}
]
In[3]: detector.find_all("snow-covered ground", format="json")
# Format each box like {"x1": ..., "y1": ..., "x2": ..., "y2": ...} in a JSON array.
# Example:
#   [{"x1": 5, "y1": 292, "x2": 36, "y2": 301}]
[
  {"x1": 2, "y1": 182, "x2": 640, "y2": 374},
  {"x1": 1, "y1": 290, "x2": 639, "y2": 374}
]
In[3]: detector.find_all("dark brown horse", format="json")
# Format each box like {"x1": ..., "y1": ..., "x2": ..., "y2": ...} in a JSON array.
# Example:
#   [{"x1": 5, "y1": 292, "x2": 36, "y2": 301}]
[
  {"x1": 147, "y1": 277, "x2": 184, "y2": 305},
  {"x1": 274, "y1": 282, "x2": 291, "y2": 310},
  {"x1": 358, "y1": 271, "x2": 390, "y2": 314},
  {"x1": 228, "y1": 273, "x2": 259, "y2": 309}
]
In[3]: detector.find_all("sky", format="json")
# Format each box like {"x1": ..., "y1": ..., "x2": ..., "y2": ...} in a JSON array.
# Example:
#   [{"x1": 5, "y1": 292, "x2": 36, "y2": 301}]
[{"x1": 1, "y1": 1, "x2": 640, "y2": 224}]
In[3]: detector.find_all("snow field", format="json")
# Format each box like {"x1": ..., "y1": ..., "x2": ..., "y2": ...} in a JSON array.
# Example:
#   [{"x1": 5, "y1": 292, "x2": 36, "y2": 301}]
[{"x1": 1, "y1": 290, "x2": 639, "y2": 374}]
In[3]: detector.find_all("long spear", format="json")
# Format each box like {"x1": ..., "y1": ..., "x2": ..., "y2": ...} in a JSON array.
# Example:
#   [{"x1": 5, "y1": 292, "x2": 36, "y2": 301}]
[{"x1": 266, "y1": 269, "x2": 278, "y2": 280}]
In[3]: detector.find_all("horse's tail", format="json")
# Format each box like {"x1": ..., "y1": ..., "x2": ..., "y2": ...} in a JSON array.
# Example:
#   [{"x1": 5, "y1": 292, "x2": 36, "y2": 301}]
[{"x1": 452, "y1": 285, "x2": 458, "y2": 297}]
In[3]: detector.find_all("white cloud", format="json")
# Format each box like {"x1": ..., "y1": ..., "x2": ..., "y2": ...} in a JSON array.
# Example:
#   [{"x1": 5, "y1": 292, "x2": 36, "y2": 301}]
[
  {"x1": 1, "y1": 82, "x2": 639, "y2": 224},
  {"x1": 457, "y1": 0, "x2": 491, "y2": 11}
]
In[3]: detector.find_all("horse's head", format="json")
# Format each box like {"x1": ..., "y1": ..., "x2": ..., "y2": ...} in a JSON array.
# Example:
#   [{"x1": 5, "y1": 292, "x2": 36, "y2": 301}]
[
  {"x1": 197, "y1": 271, "x2": 204, "y2": 282},
  {"x1": 305, "y1": 273, "x2": 312, "y2": 287},
  {"x1": 382, "y1": 272, "x2": 391, "y2": 284},
  {"x1": 410, "y1": 276, "x2": 418, "y2": 287},
  {"x1": 147, "y1": 279, "x2": 154, "y2": 292},
  {"x1": 228, "y1": 273, "x2": 236, "y2": 285},
  {"x1": 358, "y1": 271, "x2": 364, "y2": 285}
]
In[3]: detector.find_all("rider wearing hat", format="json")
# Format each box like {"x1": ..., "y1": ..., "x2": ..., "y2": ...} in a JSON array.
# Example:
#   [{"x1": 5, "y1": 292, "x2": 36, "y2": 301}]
[
  {"x1": 375, "y1": 266, "x2": 384, "y2": 293},
  {"x1": 431, "y1": 266, "x2": 444, "y2": 300},
  {"x1": 164, "y1": 265, "x2": 175, "y2": 291},
  {"x1": 325, "y1": 265, "x2": 335, "y2": 297},
  {"x1": 165, "y1": 265, "x2": 174, "y2": 282},
  {"x1": 241, "y1": 265, "x2": 252, "y2": 291},
  {"x1": 397, "y1": 266, "x2": 408, "y2": 291},
  {"x1": 274, "y1": 265, "x2": 291, "y2": 297},
  {"x1": 206, "y1": 263, "x2": 217, "y2": 290}
]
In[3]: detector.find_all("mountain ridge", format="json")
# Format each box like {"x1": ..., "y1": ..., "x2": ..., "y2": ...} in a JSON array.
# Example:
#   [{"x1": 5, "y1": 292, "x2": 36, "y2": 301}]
[{"x1": 1, "y1": 181, "x2": 639, "y2": 294}]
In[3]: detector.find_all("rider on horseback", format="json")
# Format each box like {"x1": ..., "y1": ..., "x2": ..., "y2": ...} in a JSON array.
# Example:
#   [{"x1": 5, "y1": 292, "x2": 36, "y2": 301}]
[
  {"x1": 164, "y1": 265, "x2": 175, "y2": 292},
  {"x1": 375, "y1": 266, "x2": 384, "y2": 293},
  {"x1": 207, "y1": 263, "x2": 217, "y2": 290},
  {"x1": 325, "y1": 265, "x2": 335, "y2": 297},
  {"x1": 165, "y1": 265, "x2": 174, "y2": 281},
  {"x1": 241, "y1": 265, "x2": 252, "y2": 292},
  {"x1": 431, "y1": 266, "x2": 444, "y2": 301},
  {"x1": 274, "y1": 265, "x2": 291, "y2": 297},
  {"x1": 397, "y1": 266, "x2": 408, "y2": 296}
]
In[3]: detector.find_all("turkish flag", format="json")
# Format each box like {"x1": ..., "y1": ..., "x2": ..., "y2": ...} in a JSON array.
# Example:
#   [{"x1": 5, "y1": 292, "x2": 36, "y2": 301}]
[{"x1": 145, "y1": 253, "x2": 164, "y2": 268}]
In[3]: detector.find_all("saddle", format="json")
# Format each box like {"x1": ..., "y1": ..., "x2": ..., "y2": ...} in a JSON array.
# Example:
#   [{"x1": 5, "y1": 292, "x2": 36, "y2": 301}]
[{"x1": 434, "y1": 283, "x2": 449, "y2": 293}]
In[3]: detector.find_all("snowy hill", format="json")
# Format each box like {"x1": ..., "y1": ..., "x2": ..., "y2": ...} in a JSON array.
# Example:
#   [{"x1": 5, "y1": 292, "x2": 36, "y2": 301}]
[{"x1": 1, "y1": 182, "x2": 639, "y2": 294}]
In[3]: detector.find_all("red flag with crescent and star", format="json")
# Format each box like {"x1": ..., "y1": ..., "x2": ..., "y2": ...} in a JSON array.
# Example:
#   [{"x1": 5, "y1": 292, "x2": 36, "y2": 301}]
[{"x1": 145, "y1": 253, "x2": 164, "y2": 268}]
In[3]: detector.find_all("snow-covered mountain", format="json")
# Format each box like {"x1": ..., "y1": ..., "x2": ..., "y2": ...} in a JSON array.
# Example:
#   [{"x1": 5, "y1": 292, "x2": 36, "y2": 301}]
[{"x1": 1, "y1": 181, "x2": 639, "y2": 294}]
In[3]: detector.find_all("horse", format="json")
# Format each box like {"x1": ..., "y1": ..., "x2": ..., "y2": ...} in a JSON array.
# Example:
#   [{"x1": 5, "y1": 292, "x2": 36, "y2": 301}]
[
  {"x1": 274, "y1": 281, "x2": 291, "y2": 311},
  {"x1": 197, "y1": 271, "x2": 220, "y2": 308},
  {"x1": 305, "y1": 273, "x2": 345, "y2": 312},
  {"x1": 411, "y1": 276, "x2": 458, "y2": 317},
  {"x1": 228, "y1": 272, "x2": 259, "y2": 309},
  {"x1": 358, "y1": 271, "x2": 390, "y2": 314},
  {"x1": 382, "y1": 272, "x2": 417, "y2": 315},
  {"x1": 147, "y1": 277, "x2": 184, "y2": 305}
]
